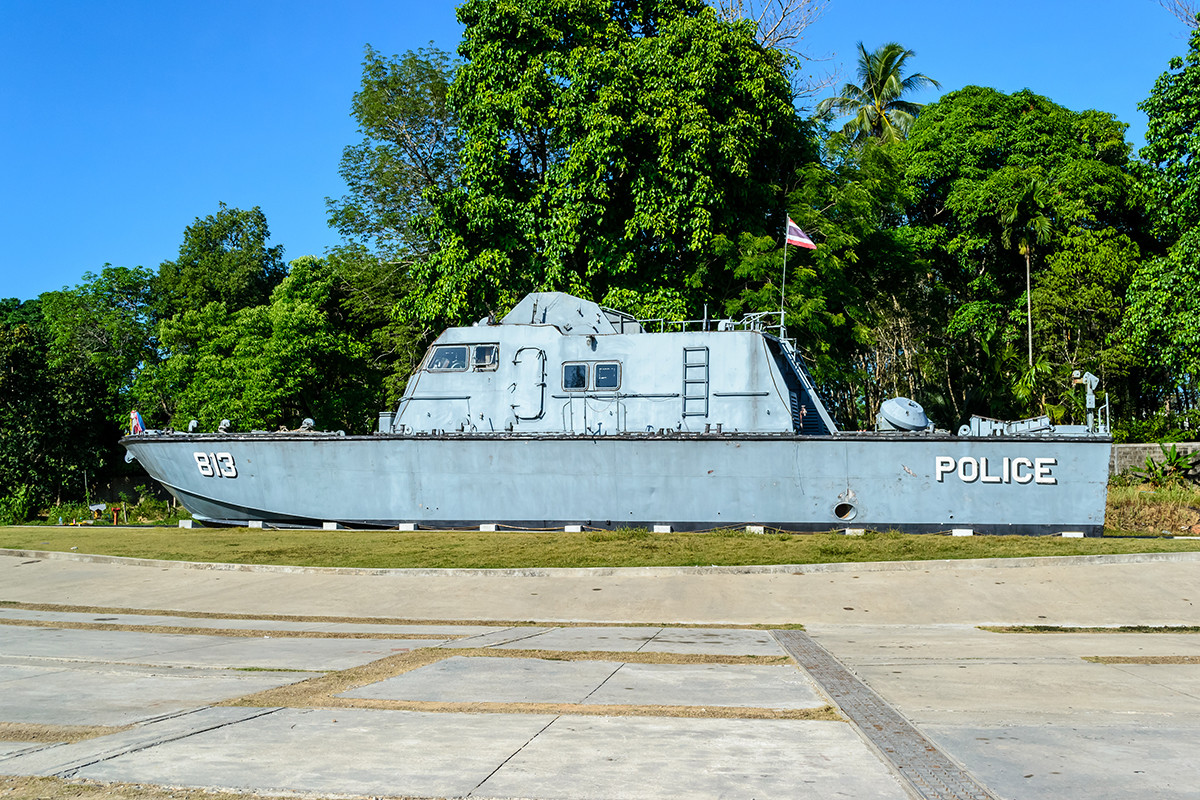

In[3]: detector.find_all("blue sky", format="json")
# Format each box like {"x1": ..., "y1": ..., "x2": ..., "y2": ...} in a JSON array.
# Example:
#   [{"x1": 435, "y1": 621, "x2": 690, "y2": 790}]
[{"x1": 0, "y1": 0, "x2": 1187, "y2": 302}]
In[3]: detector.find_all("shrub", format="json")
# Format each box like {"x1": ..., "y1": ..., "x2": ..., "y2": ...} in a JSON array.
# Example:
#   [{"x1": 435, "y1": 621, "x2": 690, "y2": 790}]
[
  {"x1": 1132, "y1": 443, "x2": 1199, "y2": 488},
  {"x1": 0, "y1": 485, "x2": 36, "y2": 525}
]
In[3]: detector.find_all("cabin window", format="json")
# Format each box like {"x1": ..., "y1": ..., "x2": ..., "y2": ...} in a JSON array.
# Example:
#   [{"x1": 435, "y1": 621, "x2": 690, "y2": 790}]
[
  {"x1": 563, "y1": 363, "x2": 588, "y2": 390},
  {"x1": 472, "y1": 344, "x2": 499, "y2": 370},
  {"x1": 594, "y1": 362, "x2": 620, "y2": 389},
  {"x1": 428, "y1": 345, "x2": 468, "y2": 371}
]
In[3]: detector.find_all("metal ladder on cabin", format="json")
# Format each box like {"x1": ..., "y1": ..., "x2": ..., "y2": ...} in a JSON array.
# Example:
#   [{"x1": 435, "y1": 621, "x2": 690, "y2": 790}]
[
  {"x1": 682, "y1": 346, "x2": 709, "y2": 417},
  {"x1": 779, "y1": 345, "x2": 837, "y2": 435}
]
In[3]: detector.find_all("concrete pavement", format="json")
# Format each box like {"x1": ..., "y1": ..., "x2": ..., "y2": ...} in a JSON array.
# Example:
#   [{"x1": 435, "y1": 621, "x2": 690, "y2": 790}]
[
  {"x1": 5, "y1": 548, "x2": 1200, "y2": 626},
  {"x1": 3, "y1": 548, "x2": 1200, "y2": 798}
]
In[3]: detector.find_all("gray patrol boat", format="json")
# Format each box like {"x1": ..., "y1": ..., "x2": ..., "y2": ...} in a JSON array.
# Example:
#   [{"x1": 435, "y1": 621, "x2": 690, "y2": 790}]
[{"x1": 123, "y1": 292, "x2": 1112, "y2": 534}]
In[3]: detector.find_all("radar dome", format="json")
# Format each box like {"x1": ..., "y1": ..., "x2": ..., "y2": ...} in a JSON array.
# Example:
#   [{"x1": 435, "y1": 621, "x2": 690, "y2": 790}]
[{"x1": 876, "y1": 397, "x2": 930, "y2": 432}]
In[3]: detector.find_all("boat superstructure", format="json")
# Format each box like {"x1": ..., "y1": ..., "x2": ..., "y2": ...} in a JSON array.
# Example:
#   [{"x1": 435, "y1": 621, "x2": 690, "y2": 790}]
[{"x1": 123, "y1": 292, "x2": 1112, "y2": 534}]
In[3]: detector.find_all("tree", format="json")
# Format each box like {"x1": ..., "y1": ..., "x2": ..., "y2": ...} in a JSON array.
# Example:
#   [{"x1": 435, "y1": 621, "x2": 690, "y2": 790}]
[
  {"x1": 326, "y1": 244, "x2": 426, "y2": 402},
  {"x1": 1140, "y1": 23, "x2": 1200, "y2": 240},
  {"x1": 155, "y1": 203, "x2": 287, "y2": 320},
  {"x1": 1032, "y1": 227, "x2": 1140, "y2": 420},
  {"x1": 39, "y1": 265, "x2": 156, "y2": 416},
  {"x1": 901, "y1": 86, "x2": 1143, "y2": 422},
  {"x1": 708, "y1": 0, "x2": 827, "y2": 52},
  {"x1": 1157, "y1": 0, "x2": 1199, "y2": 27},
  {"x1": 816, "y1": 42, "x2": 940, "y2": 145},
  {"x1": 135, "y1": 256, "x2": 383, "y2": 433},
  {"x1": 411, "y1": 0, "x2": 808, "y2": 327},
  {"x1": 0, "y1": 298, "x2": 42, "y2": 328},
  {"x1": 327, "y1": 45, "x2": 461, "y2": 262},
  {"x1": 1121, "y1": 228, "x2": 1200, "y2": 412},
  {"x1": 707, "y1": 0, "x2": 832, "y2": 100},
  {"x1": 748, "y1": 137, "x2": 916, "y2": 428},
  {"x1": 1120, "y1": 22, "x2": 1200, "y2": 428},
  {"x1": 0, "y1": 324, "x2": 113, "y2": 517},
  {"x1": 1000, "y1": 175, "x2": 1056, "y2": 365}
]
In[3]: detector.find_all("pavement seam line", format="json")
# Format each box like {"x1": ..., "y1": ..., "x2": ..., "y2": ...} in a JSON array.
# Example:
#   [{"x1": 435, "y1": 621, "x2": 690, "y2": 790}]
[
  {"x1": 773, "y1": 630, "x2": 1000, "y2": 800},
  {"x1": 479, "y1": 628, "x2": 556, "y2": 648},
  {"x1": 0, "y1": 742, "x2": 65, "y2": 763},
  {"x1": 578, "y1": 662, "x2": 629, "y2": 704},
  {"x1": 52, "y1": 707, "x2": 283, "y2": 778},
  {"x1": 634, "y1": 627, "x2": 665, "y2": 653},
  {"x1": 436, "y1": 626, "x2": 520, "y2": 648},
  {"x1": 467, "y1": 714, "x2": 561, "y2": 797}
]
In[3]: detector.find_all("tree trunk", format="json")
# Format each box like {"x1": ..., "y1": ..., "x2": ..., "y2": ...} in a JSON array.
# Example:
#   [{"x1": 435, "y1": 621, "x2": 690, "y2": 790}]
[{"x1": 1026, "y1": 251, "x2": 1033, "y2": 366}]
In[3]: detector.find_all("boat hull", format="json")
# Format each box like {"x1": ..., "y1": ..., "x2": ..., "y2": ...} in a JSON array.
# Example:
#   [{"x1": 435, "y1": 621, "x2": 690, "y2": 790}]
[{"x1": 123, "y1": 433, "x2": 1111, "y2": 535}]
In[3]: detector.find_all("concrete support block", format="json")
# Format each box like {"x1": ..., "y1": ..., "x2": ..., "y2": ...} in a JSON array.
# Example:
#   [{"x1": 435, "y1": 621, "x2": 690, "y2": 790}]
[
  {"x1": 178, "y1": 519, "x2": 193, "y2": 529},
  {"x1": 951, "y1": 528, "x2": 974, "y2": 536},
  {"x1": 479, "y1": 523, "x2": 498, "y2": 532},
  {"x1": 248, "y1": 520, "x2": 264, "y2": 529},
  {"x1": 745, "y1": 525, "x2": 765, "y2": 534},
  {"x1": 652, "y1": 524, "x2": 672, "y2": 533},
  {"x1": 564, "y1": 524, "x2": 583, "y2": 533},
  {"x1": 844, "y1": 528, "x2": 865, "y2": 536},
  {"x1": 397, "y1": 523, "x2": 417, "y2": 531},
  {"x1": 323, "y1": 521, "x2": 341, "y2": 530},
  {"x1": 1060, "y1": 530, "x2": 1085, "y2": 538}
]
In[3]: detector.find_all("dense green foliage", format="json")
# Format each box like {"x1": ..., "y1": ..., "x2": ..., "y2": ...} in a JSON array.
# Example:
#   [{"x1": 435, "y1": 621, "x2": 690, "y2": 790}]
[
  {"x1": 896, "y1": 86, "x2": 1147, "y2": 425},
  {"x1": 135, "y1": 257, "x2": 383, "y2": 431},
  {"x1": 40, "y1": 265, "x2": 156, "y2": 422},
  {"x1": 4, "y1": 1, "x2": 1200, "y2": 517},
  {"x1": 154, "y1": 204, "x2": 287, "y2": 321},
  {"x1": 328, "y1": 45, "x2": 461, "y2": 261},
  {"x1": 414, "y1": 0, "x2": 808, "y2": 325},
  {"x1": 0, "y1": 318, "x2": 114, "y2": 520},
  {"x1": 1120, "y1": 24, "x2": 1200, "y2": 432},
  {"x1": 1140, "y1": 25, "x2": 1200, "y2": 240}
]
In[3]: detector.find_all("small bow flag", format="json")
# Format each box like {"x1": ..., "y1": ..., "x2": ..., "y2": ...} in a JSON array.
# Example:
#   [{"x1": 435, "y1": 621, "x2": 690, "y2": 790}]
[
  {"x1": 786, "y1": 217, "x2": 816, "y2": 249},
  {"x1": 130, "y1": 409, "x2": 145, "y2": 434}
]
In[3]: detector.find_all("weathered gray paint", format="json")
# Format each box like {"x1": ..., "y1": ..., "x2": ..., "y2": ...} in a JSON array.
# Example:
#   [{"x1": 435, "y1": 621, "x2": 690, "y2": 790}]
[
  {"x1": 123, "y1": 291, "x2": 1111, "y2": 534},
  {"x1": 125, "y1": 432, "x2": 1109, "y2": 534}
]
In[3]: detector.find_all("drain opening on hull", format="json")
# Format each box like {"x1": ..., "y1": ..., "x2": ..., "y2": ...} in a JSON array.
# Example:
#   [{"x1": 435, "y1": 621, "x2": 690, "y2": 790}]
[{"x1": 833, "y1": 502, "x2": 857, "y2": 521}]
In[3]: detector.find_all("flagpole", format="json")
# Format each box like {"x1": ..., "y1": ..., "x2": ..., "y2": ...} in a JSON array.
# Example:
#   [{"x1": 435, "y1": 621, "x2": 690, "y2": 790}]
[{"x1": 781, "y1": 216, "x2": 788, "y2": 341}]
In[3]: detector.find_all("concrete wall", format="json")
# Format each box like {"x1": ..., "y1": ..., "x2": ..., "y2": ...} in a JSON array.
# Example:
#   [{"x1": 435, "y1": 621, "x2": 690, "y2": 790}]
[{"x1": 1110, "y1": 443, "x2": 1200, "y2": 476}]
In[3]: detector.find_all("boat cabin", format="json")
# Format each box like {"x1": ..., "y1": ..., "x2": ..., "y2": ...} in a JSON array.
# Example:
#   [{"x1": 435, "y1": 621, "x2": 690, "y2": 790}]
[{"x1": 386, "y1": 292, "x2": 837, "y2": 437}]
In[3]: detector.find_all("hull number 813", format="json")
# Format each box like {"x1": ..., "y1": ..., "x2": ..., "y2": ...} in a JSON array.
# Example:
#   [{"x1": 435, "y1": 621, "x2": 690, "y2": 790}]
[{"x1": 194, "y1": 452, "x2": 237, "y2": 478}]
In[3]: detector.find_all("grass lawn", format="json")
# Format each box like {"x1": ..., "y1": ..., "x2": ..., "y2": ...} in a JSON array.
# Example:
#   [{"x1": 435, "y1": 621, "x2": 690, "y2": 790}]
[
  {"x1": 2, "y1": 524, "x2": 1199, "y2": 570},
  {"x1": 4, "y1": 483, "x2": 1198, "y2": 569}
]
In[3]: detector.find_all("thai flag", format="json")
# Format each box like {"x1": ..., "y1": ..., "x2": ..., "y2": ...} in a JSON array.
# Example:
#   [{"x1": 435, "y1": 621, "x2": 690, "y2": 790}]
[
  {"x1": 130, "y1": 410, "x2": 145, "y2": 434},
  {"x1": 786, "y1": 217, "x2": 817, "y2": 249}
]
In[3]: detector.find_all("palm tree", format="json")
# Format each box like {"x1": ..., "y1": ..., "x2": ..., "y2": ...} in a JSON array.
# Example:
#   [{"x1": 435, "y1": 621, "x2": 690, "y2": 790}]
[
  {"x1": 1001, "y1": 176, "x2": 1055, "y2": 366},
  {"x1": 817, "y1": 42, "x2": 940, "y2": 144}
]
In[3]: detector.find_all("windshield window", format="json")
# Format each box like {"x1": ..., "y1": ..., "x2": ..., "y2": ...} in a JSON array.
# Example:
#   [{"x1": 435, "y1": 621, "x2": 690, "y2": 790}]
[{"x1": 428, "y1": 345, "x2": 468, "y2": 371}]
